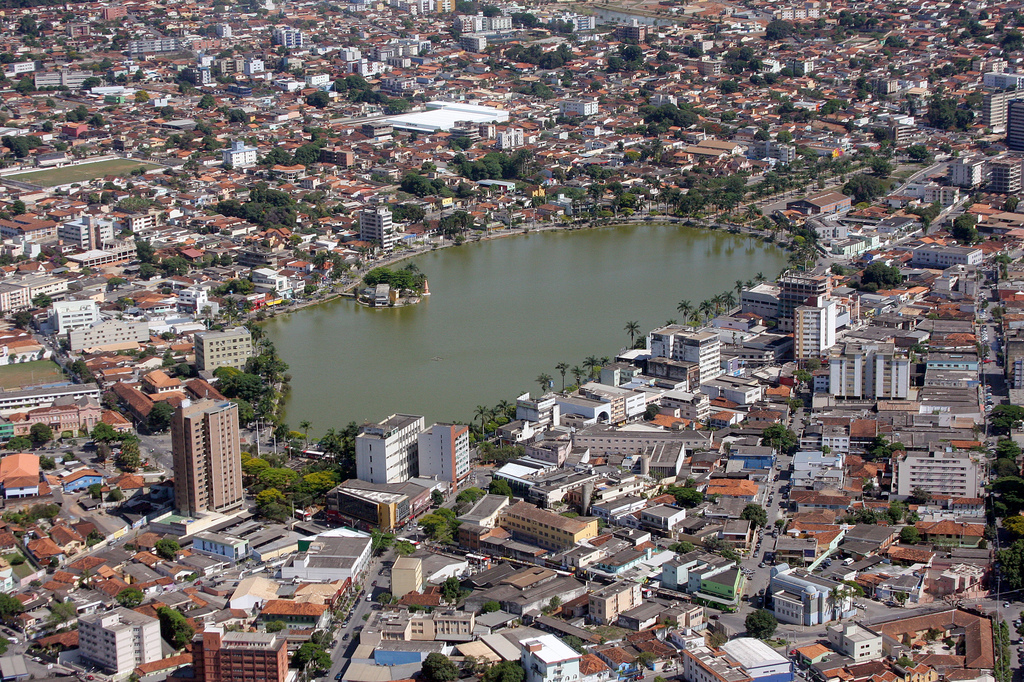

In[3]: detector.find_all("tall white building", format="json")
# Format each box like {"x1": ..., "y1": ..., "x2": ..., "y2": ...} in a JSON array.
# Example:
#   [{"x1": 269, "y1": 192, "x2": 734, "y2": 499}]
[
  {"x1": 223, "y1": 139, "x2": 258, "y2": 168},
  {"x1": 359, "y1": 207, "x2": 397, "y2": 251},
  {"x1": 58, "y1": 215, "x2": 114, "y2": 250},
  {"x1": 356, "y1": 414, "x2": 425, "y2": 484},
  {"x1": 519, "y1": 634, "x2": 581, "y2": 682},
  {"x1": 558, "y1": 100, "x2": 599, "y2": 116},
  {"x1": 894, "y1": 449, "x2": 981, "y2": 498},
  {"x1": 417, "y1": 423, "x2": 470, "y2": 485},
  {"x1": 50, "y1": 299, "x2": 100, "y2": 334},
  {"x1": 794, "y1": 297, "x2": 837, "y2": 362},
  {"x1": 272, "y1": 27, "x2": 304, "y2": 48},
  {"x1": 648, "y1": 326, "x2": 722, "y2": 385},
  {"x1": 827, "y1": 342, "x2": 910, "y2": 399},
  {"x1": 948, "y1": 156, "x2": 985, "y2": 188},
  {"x1": 79, "y1": 608, "x2": 162, "y2": 675},
  {"x1": 496, "y1": 127, "x2": 524, "y2": 150}
]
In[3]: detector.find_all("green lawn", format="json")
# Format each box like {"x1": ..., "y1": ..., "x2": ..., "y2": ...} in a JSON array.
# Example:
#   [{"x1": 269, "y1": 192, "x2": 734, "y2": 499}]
[
  {"x1": 7, "y1": 159, "x2": 159, "y2": 187},
  {"x1": 3, "y1": 553, "x2": 34, "y2": 579},
  {"x1": 0, "y1": 360, "x2": 64, "y2": 389}
]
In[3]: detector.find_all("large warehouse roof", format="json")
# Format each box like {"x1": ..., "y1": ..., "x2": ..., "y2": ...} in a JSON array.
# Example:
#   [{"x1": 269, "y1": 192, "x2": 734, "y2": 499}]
[{"x1": 386, "y1": 100, "x2": 510, "y2": 132}]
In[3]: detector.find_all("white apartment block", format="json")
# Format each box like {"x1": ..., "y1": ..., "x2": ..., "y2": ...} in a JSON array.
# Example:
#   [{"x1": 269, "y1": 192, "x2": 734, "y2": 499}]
[
  {"x1": 223, "y1": 140, "x2": 259, "y2": 168},
  {"x1": 558, "y1": 100, "x2": 599, "y2": 117},
  {"x1": 79, "y1": 608, "x2": 161, "y2": 675},
  {"x1": 68, "y1": 318, "x2": 149, "y2": 352},
  {"x1": 496, "y1": 127, "x2": 524, "y2": 150},
  {"x1": 417, "y1": 423, "x2": 471, "y2": 485},
  {"x1": 195, "y1": 327, "x2": 254, "y2": 372},
  {"x1": 360, "y1": 207, "x2": 397, "y2": 251},
  {"x1": 356, "y1": 413, "x2": 425, "y2": 484},
  {"x1": 58, "y1": 215, "x2": 114, "y2": 251},
  {"x1": 516, "y1": 392, "x2": 560, "y2": 427},
  {"x1": 50, "y1": 299, "x2": 100, "y2": 334},
  {"x1": 949, "y1": 156, "x2": 985, "y2": 188},
  {"x1": 827, "y1": 342, "x2": 910, "y2": 399},
  {"x1": 895, "y1": 449, "x2": 981, "y2": 498},
  {"x1": 648, "y1": 326, "x2": 722, "y2": 385},
  {"x1": 520, "y1": 634, "x2": 581, "y2": 682},
  {"x1": 794, "y1": 298, "x2": 837, "y2": 362},
  {"x1": 826, "y1": 623, "x2": 882, "y2": 663}
]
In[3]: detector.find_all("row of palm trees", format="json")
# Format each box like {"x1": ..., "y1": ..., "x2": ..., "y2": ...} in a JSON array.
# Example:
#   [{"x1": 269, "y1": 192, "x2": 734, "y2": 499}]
[{"x1": 672, "y1": 273, "x2": 768, "y2": 328}]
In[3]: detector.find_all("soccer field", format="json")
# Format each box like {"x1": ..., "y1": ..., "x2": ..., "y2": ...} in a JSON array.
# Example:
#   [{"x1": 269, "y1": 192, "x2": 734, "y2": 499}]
[
  {"x1": 7, "y1": 159, "x2": 159, "y2": 187},
  {"x1": 0, "y1": 360, "x2": 65, "y2": 389}
]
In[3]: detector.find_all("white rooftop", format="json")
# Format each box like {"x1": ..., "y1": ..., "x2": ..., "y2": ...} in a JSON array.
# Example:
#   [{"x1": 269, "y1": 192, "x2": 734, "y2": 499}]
[
  {"x1": 520, "y1": 634, "x2": 581, "y2": 665},
  {"x1": 721, "y1": 638, "x2": 789, "y2": 668},
  {"x1": 386, "y1": 100, "x2": 509, "y2": 132}
]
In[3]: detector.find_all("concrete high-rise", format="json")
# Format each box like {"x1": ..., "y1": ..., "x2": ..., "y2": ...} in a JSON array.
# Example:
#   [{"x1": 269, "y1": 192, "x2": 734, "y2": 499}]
[
  {"x1": 1008, "y1": 99, "x2": 1024, "y2": 151},
  {"x1": 983, "y1": 90, "x2": 1016, "y2": 131},
  {"x1": 172, "y1": 399, "x2": 243, "y2": 516},
  {"x1": 989, "y1": 157, "x2": 1022, "y2": 194},
  {"x1": 417, "y1": 423, "x2": 470, "y2": 485},
  {"x1": 355, "y1": 413, "x2": 425, "y2": 484},
  {"x1": 359, "y1": 207, "x2": 397, "y2": 251},
  {"x1": 794, "y1": 297, "x2": 837, "y2": 363},
  {"x1": 193, "y1": 628, "x2": 289, "y2": 682},
  {"x1": 79, "y1": 608, "x2": 161, "y2": 675},
  {"x1": 777, "y1": 271, "x2": 832, "y2": 332}
]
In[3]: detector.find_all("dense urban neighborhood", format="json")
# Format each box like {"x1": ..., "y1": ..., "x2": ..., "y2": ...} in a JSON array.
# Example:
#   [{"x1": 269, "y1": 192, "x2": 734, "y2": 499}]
[{"x1": 4, "y1": 3, "x2": 1024, "y2": 682}]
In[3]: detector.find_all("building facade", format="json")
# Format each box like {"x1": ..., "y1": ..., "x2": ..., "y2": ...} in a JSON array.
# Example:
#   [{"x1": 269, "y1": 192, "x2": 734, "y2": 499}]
[
  {"x1": 827, "y1": 342, "x2": 910, "y2": 399},
  {"x1": 417, "y1": 423, "x2": 470, "y2": 485},
  {"x1": 894, "y1": 449, "x2": 981, "y2": 498},
  {"x1": 195, "y1": 327, "x2": 254, "y2": 372},
  {"x1": 172, "y1": 399, "x2": 244, "y2": 517},
  {"x1": 359, "y1": 207, "x2": 397, "y2": 251},
  {"x1": 355, "y1": 414, "x2": 425, "y2": 484},
  {"x1": 192, "y1": 628, "x2": 289, "y2": 682},
  {"x1": 79, "y1": 608, "x2": 161, "y2": 675}
]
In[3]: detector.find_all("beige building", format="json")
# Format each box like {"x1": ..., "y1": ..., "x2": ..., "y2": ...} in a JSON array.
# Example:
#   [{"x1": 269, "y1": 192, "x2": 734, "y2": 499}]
[
  {"x1": 375, "y1": 610, "x2": 475, "y2": 643},
  {"x1": 79, "y1": 607, "x2": 161, "y2": 675},
  {"x1": 588, "y1": 581, "x2": 641, "y2": 625},
  {"x1": 172, "y1": 399, "x2": 243, "y2": 516},
  {"x1": 68, "y1": 318, "x2": 149, "y2": 351},
  {"x1": 826, "y1": 623, "x2": 882, "y2": 662},
  {"x1": 195, "y1": 327, "x2": 254, "y2": 372},
  {"x1": 391, "y1": 556, "x2": 423, "y2": 599}
]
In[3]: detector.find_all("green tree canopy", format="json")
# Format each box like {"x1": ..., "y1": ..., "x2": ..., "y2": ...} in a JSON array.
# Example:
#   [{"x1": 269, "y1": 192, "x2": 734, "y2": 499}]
[
  {"x1": 422, "y1": 652, "x2": 459, "y2": 682},
  {"x1": 745, "y1": 609, "x2": 778, "y2": 639}
]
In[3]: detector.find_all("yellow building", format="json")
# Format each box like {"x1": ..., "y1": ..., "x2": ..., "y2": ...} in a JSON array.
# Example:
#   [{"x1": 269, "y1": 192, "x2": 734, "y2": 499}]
[
  {"x1": 391, "y1": 556, "x2": 423, "y2": 598},
  {"x1": 499, "y1": 501, "x2": 598, "y2": 551}
]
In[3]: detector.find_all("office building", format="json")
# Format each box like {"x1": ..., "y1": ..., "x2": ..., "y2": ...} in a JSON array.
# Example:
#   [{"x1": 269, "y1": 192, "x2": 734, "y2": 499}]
[
  {"x1": 983, "y1": 90, "x2": 1016, "y2": 131},
  {"x1": 948, "y1": 156, "x2": 985, "y2": 188},
  {"x1": 50, "y1": 300, "x2": 99, "y2": 334},
  {"x1": 280, "y1": 534, "x2": 373, "y2": 582},
  {"x1": 172, "y1": 399, "x2": 243, "y2": 517},
  {"x1": 271, "y1": 27, "x2": 304, "y2": 48},
  {"x1": 648, "y1": 326, "x2": 722, "y2": 385},
  {"x1": 417, "y1": 423, "x2": 470, "y2": 485},
  {"x1": 777, "y1": 272, "x2": 832, "y2": 332},
  {"x1": 58, "y1": 215, "x2": 115, "y2": 251},
  {"x1": 68, "y1": 318, "x2": 149, "y2": 352},
  {"x1": 355, "y1": 413, "x2": 425, "y2": 484},
  {"x1": 195, "y1": 327, "x2": 254, "y2": 372},
  {"x1": 989, "y1": 157, "x2": 1022, "y2": 193},
  {"x1": 519, "y1": 634, "x2": 581, "y2": 682},
  {"x1": 558, "y1": 100, "x2": 599, "y2": 117},
  {"x1": 794, "y1": 297, "x2": 837, "y2": 362},
  {"x1": 894, "y1": 449, "x2": 981, "y2": 498},
  {"x1": 223, "y1": 140, "x2": 259, "y2": 168},
  {"x1": 79, "y1": 608, "x2": 161, "y2": 675},
  {"x1": 826, "y1": 623, "x2": 883, "y2": 663},
  {"x1": 769, "y1": 566, "x2": 855, "y2": 626},
  {"x1": 359, "y1": 207, "x2": 397, "y2": 251},
  {"x1": 910, "y1": 245, "x2": 984, "y2": 268},
  {"x1": 391, "y1": 556, "x2": 423, "y2": 598},
  {"x1": 1008, "y1": 100, "x2": 1024, "y2": 151},
  {"x1": 827, "y1": 342, "x2": 910, "y2": 399},
  {"x1": 192, "y1": 628, "x2": 289, "y2": 682},
  {"x1": 459, "y1": 34, "x2": 487, "y2": 52},
  {"x1": 499, "y1": 501, "x2": 598, "y2": 550}
]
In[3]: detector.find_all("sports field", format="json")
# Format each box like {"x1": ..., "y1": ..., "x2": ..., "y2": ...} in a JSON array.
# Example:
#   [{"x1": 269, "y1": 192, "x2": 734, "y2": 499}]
[
  {"x1": 0, "y1": 360, "x2": 64, "y2": 389},
  {"x1": 7, "y1": 158, "x2": 159, "y2": 187}
]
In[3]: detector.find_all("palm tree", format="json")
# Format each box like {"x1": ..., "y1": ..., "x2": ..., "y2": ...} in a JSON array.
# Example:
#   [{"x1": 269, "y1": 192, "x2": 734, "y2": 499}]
[
  {"x1": 555, "y1": 362, "x2": 569, "y2": 391},
  {"x1": 570, "y1": 365, "x2": 585, "y2": 388},
  {"x1": 536, "y1": 373, "x2": 553, "y2": 393},
  {"x1": 624, "y1": 320, "x2": 641, "y2": 347},
  {"x1": 755, "y1": 271, "x2": 765, "y2": 282},
  {"x1": 735, "y1": 279, "x2": 745, "y2": 298},
  {"x1": 676, "y1": 300, "x2": 693, "y2": 320},
  {"x1": 699, "y1": 300, "x2": 714, "y2": 324},
  {"x1": 473, "y1": 405, "x2": 490, "y2": 437},
  {"x1": 299, "y1": 420, "x2": 312, "y2": 448},
  {"x1": 584, "y1": 355, "x2": 600, "y2": 379},
  {"x1": 496, "y1": 399, "x2": 513, "y2": 420},
  {"x1": 665, "y1": 318, "x2": 677, "y2": 326},
  {"x1": 721, "y1": 291, "x2": 737, "y2": 311},
  {"x1": 688, "y1": 311, "x2": 702, "y2": 328}
]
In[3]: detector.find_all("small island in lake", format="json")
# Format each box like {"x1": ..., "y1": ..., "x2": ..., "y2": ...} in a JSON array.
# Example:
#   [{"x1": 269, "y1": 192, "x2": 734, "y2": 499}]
[{"x1": 357, "y1": 263, "x2": 430, "y2": 308}]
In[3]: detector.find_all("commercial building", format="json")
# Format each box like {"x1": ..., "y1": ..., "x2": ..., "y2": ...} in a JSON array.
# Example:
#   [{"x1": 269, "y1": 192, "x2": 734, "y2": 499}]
[
  {"x1": 359, "y1": 207, "x2": 397, "y2": 251},
  {"x1": 520, "y1": 634, "x2": 582, "y2": 682},
  {"x1": 79, "y1": 608, "x2": 161, "y2": 675},
  {"x1": 280, "y1": 533, "x2": 373, "y2": 583},
  {"x1": 0, "y1": 452, "x2": 39, "y2": 498},
  {"x1": 648, "y1": 326, "x2": 722, "y2": 385},
  {"x1": 195, "y1": 327, "x2": 254, "y2": 372},
  {"x1": 68, "y1": 318, "x2": 149, "y2": 352},
  {"x1": 785, "y1": 191, "x2": 851, "y2": 216},
  {"x1": 223, "y1": 140, "x2": 259, "y2": 168},
  {"x1": 128, "y1": 38, "x2": 183, "y2": 55},
  {"x1": 777, "y1": 272, "x2": 832, "y2": 332},
  {"x1": 356, "y1": 413, "x2": 425, "y2": 484},
  {"x1": 894, "y1": 449, "x2": 981, "y2": 498},
  {"x1": 614, "y1": 21, "x2": 647, "y2": 42},
  {"x1": 826, "y1": 623, "x2": 882, "y2": 663},
  {"x1": 33, "y1": 70, "x2": 91, "y2": 88},
  {"x1": 769, "y1": 565, "x2": 856, "y2": 626},
  {"x1": 720, "y1": 639, "x2": 793, "y2": 682},
  {"x1": 794, "y1": 297, "x2": 837, "y2": 362},
  {"x1": 386, "y1": 101, "x2": 509, "y2": 134},
  {"x1": 391, "y1": 556, "x2": 423, "y2": 598},
  {"x1": 910, "y1": 245, "x2": 984, "y2": 268},
  {"x1": 1008, "y1": 100, "x2": 1024, "y2": 151},
  {"x1": 192, "y1": 628, "x2": 289, "y2": 682},
  {"x1": 827, "y1": 342, "x2": 911, "y2": 399},
  {"x1": 58, "y1": 215, "x2": 115, "y2": 251},
  {"x1": 499, "y1": 501, "x2": 598, "y2": 551},
  {"x1": 192, "y1": 531, "x2": 250, "y2": 563},
  {"x1": 172, "y1": 399, "x2": 243, "y2": 517},
  {"x1": 417, "y1": 423, "x2": 470, "y2": 485},
  {"x1": 989, "y1": 157, "x2": 1022, "y2": 194},
  {"x1": 324, "y1": 479, "x2": 430, "y2": 531},
  {"x1": 50, "y1": 300, "x2": 99, "y2": 334}
]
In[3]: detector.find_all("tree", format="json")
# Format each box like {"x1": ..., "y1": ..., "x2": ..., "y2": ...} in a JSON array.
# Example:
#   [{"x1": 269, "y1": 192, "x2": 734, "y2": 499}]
[
  {"x1": 861, "y1": 262, "x2": 902, "y2": 290},
  {"x1": 762, "y1": 424, "x2": 798, "y2": 454},
  {"x1": 625, "y1": 320, "x2": 641, "y2": 346},
  {"x1": 482, "y1": 661, "x2": 525, "y2": 682},
  {"x1": 306, "y1": 90, "x2": 330, "y2": 108},
  {"x1": 198, "y1": 94, "x2": 216, "y2": 109},
  {"x1": 998, "y1": 539, "x2": 1024, "y2": 590},
  {"x1": 422, "y1": 653, "x2": 459, "y2": 682},
  {"x1": 265, "y1": 620, "x2": 286, "y2": 632},
  {"x1": 482, "y1": 600, "x2": 501, "y2": 613},
  {"x1": 440, "y1": 576, "x2": 462, "y2": 602},
  {"x1": 764, "y1": 19, "x2": 794, "y2": 40},
  {"x1": 116, "y1": 588, "x2": 144, "y2": 608},
  {"x1": 148, "y1": 401, "x2": 175, "y2": 432},
  {"x1": 293, "y1": 642, "x2": 331, "y2": 672},
  {"x1": 1004, "y1": 516, "x2": 1024, "y2": 539},
  {"x1": 157, "y1": 607, "x2": 195, "y2": 649},
  {"x1": 900, "y1": 527, "x2": 920, "y2": 545},
  {"x1": 951, "y1": 214, "x2": 979, "y2": 245},
  {"x1": 6, "y1": 436, "x2": 31, "y2": 451},
  {"x1": 0, "y1": 593, "x2": 24, "y2": 620},
  {"x1": 489, "y1": 479, "x2": 514, "y2": 499},
  {"x1": 29, "y1": 423, "x2": 52, "y2": 447},
  {"x1": 745, "y1": 609, "x2": 778, "y2": 639},
  {"x1": 992, "y1": 405, "x2": 1024, "y2": 435},
  {"x1": 92, "y1": 423, "x2": 119, "y2": 443},
  {"x1": 48, "y1": 600, "x2": 77, "y2": 626},
  {"x1": 431, "y1": 489, "x2": 444, "y2": 506},
  {"x1": 536, "y1": 373, "x2": 553, "y2": 393},
  {"x1": 741, "y1": 503, "x2": 768, "y2": 528},
  {"x1": 116, "y1": 438, "x2": 142, "y2": 472},
  {"x1": 154, "y1": 539, "x2": 180, "y2": 560}
]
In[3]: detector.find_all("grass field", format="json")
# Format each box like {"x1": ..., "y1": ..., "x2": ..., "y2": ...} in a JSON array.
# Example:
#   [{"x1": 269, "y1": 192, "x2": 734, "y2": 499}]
[
  {"x1": 8, "y1": 159, "x2": 159, "y2": 187},
  {"x1": 0, "y1": 360, "x2": 64, "y2": 389}
]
